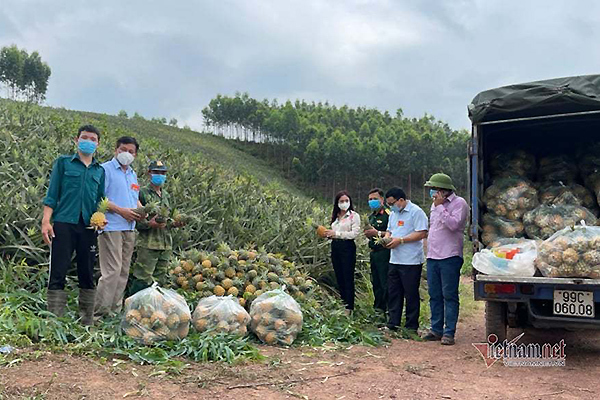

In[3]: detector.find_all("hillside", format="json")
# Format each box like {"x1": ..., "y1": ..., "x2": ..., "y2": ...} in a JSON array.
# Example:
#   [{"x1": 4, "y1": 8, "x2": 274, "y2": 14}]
[
  {"x1": 0, "y1": 99, "x2": 335, "y2": 277},
  {"x1": 44, "y1": 106, "x2": 310, "y2": 199}
]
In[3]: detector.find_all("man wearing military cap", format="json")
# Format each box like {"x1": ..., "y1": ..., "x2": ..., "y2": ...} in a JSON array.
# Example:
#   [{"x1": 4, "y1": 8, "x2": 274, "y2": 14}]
[
  {"x1": 129, "y1": 160, "x2": 183, "y2": 294},
  {"x1": 422, "y1": 173, "x2": 469, "y2": 345}
]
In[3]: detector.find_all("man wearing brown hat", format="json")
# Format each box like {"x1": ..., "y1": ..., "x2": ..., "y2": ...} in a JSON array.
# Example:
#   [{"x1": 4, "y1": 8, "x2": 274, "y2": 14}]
[{"x1": 422, "y1": 173, "x2": 469, "y2": 345}]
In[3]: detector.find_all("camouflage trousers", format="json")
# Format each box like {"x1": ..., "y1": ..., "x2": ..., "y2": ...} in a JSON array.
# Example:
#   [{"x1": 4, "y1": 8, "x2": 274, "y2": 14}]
[{"x1": 129, "y1": 247, "x2": 172, "y2": 295}]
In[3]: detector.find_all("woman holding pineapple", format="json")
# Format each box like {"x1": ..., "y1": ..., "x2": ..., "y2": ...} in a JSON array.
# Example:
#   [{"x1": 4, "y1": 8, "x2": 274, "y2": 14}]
[
  {"x1": 42, "y1": 125, "x2": 106, "y2": 325},
  {"x1": 323, "y1": 191, "x2": 361, "y2": 313}
]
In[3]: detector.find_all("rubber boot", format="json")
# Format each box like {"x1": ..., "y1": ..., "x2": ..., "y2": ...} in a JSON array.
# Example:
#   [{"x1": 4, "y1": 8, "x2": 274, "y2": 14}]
[
  {"x1": 78, "y1": 288, "x2": 96, "y2": 326},
  {"x1": 47, "y1": 289, "x2": 67, "y2": 317}
]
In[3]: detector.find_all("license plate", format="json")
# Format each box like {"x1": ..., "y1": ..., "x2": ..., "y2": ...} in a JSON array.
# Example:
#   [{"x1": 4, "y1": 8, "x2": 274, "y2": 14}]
[{"x1": 553, "y1": 290, "x2": 595, "y2": 318}]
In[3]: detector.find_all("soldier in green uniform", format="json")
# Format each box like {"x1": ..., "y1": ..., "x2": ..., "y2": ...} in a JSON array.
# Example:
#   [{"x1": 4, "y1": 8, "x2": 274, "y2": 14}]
[
  {"x1": 129, "y1": 161, "x2": 182, "y2": 294},
  {"x1": 364, "y1": 188, "x2": 391, "y2": 313}
]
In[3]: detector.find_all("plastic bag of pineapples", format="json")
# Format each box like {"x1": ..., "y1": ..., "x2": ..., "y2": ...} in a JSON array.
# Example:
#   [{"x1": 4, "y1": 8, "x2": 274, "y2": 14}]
[
  {"x1": 192, "y1": 295, "x2": 250, "y2": 336},
  {"x1": 489, "y1": 150, "x2": 536, "y2": 179},
  {"x1": 122, "y1": 284, "x2": 191, "y2": 345},
  {"x1": 483, "y1": 178, "x2": 538, "y2": 220},
  {"x1": 538, "y1": 155, "x2": 579, "y2": 184},
  {"x1": 535, "y1": 225, "x2": 600, "y2": 278},
  {"x1": 538, "y1": 182, "x2": 597, "y2": 212},
  {"x1": 249, "y1": 287, "x2": 303, "y2": 346},
  {"x1": 481, "y1": 214, "x2": 525, "y2": 247},
  {"x1": 523, "y1": 204, "x2": 597, "y2": 240}
]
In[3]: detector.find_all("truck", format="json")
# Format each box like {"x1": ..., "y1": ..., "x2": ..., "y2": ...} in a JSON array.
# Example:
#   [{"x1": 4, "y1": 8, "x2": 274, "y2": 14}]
[{"x1": 468, "y1": 74, "x2": 600, "y2": 342}]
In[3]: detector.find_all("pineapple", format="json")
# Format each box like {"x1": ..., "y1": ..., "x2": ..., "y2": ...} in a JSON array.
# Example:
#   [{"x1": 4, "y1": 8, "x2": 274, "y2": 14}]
[
  {"x1": 374, "y1": 235, "x2": 393, "y2": 247},
  {"x1": 563, "y1": 248, "x2": 579, "y2": 265},
  {"x1": 316, "y1": 225, "x2": 327, "y2": 238},
  {"x1": 214, "y1": 285, "x2": 226, "y2": 296},
  {"x1": 166, "y1": 313, "x2": 180, "y2": 329},
  {"x1": 227, "y1": 287, "x2": 239, "y2": 297},
  {"x1": 221, "y1": 278, "x2": 234, "y2": 290},
  {"x1": 90, "y1": 198, "x2": 109, "y2": 230},
  {"x1": 264, "y1": 332, "x2": 277, "y2": 345},
  {"x1": 224, "y1": 267, "x2": 236, "y2": 279}
]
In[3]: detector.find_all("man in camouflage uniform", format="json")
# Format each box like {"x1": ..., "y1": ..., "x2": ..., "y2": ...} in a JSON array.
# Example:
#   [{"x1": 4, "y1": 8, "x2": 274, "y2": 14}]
[
  {"x1": 363, "y1": 188, "x2": 391, "y2": 313},
  {"x1": 129, "y1": 161, "x2": 179, "y2": 294}
]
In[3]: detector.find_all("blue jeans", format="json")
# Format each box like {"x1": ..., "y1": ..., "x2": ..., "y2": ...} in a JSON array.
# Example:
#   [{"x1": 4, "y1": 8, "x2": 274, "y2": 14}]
[{"x1": 427, "y1": 256, "x2": 463, "y2": 337}]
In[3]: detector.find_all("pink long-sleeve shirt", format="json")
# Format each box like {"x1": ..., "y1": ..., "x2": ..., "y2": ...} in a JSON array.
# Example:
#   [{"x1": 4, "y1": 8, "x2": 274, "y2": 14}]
[{"x1": 427, "y1": 193, "x2": 469, "y2": 260}]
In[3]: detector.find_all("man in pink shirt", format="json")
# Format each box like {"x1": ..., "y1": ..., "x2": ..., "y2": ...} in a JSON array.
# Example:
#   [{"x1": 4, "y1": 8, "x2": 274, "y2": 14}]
[{"x1": 422, "y1": 173, "x2": 469, "y2": 345}]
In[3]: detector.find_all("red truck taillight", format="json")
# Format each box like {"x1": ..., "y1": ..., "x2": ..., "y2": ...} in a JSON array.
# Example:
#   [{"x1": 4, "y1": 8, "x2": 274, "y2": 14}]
[{"x1": 484, "y1": 283, "x2": 517, "y2": 294}]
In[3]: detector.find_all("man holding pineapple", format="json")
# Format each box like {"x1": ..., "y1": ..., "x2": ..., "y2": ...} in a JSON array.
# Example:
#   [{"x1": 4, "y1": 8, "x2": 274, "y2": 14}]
[
  {"x1": 94, "y1": 136, "x2": 142, "y2": 319},
  {"x1": 42, "y1": 125, "x2": 106, "y2": 325},
  {"x1": 129, "y1": 161, "x2": 180, "y2": 294},
  {"x1": 383, "y1": 187, "x2": 429, "y2": 333}
]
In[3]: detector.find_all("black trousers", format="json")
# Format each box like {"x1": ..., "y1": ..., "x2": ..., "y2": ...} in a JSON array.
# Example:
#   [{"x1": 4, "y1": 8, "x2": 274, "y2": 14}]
[
  {"x1": 48, "y1": 219, "x2": 97, "y2": 290},
  {"x1": 370, "y1": 249, "x2": 390, "y2": 312},
  {"x1": 387, "y1": 263, "x2": 422, "y2": 330},
  {"x1": 331, "y1": 239, "x2": 356, "y2": 310}
]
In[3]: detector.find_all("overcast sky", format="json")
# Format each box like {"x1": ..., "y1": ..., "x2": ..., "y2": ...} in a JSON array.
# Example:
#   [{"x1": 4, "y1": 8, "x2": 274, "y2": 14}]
[{"x1": 1, "y1": 0, "x2": 599, "y2": 131}]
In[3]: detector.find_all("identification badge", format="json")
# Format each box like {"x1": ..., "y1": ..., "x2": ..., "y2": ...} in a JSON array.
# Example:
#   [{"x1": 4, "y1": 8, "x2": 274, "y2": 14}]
[
  {"x1": 397, "y1": 220, "x2": 404, "y2": 227},
  {"x1": 131, "y1": 183, "x2": 140, "y2": 191}
]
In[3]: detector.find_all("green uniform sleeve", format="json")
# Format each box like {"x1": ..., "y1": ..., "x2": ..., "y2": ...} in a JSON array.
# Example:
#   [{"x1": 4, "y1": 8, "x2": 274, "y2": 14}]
[
  {"x1": 43, "y1": 157, "x2": 64, "y2": 209},
  {"x1": 96, "y1": 168, "x2": 106, "y2": 206}
]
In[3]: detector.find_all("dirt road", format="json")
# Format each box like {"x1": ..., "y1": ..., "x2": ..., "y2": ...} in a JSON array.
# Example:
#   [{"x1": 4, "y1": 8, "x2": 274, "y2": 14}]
[{"x1": 2, "y1": 303, "x2": 600, "y2": 400}]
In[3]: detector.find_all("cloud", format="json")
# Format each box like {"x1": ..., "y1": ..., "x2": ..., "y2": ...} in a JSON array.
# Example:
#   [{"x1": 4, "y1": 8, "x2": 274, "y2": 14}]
[{"x1": 1, "y1": 0, "x2": 600, "y2": 131}]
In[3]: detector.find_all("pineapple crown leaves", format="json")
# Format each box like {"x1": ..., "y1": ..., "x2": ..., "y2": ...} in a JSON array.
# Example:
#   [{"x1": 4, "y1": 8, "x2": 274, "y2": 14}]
[{"x1": 97, "y1": 197, "x2": 110, "y2": 213}]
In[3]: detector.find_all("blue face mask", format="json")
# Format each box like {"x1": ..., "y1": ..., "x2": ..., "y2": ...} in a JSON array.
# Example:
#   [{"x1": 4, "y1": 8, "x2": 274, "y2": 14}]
[
  {"x1": 391, "y1": 204, "x2": 401, "y2": 213},
  {"x1": 151, "y1": 174, "x2": 166, "y2": 186},
  {"x1": 78, "y1": 139, "x2": 97, "y2": 155},
  {"x1": 368, "y1": 199, "x2": 381, "y2": 210},
  {"x1": 430, "y1": 189, "x2": 438, "y2": 199}
]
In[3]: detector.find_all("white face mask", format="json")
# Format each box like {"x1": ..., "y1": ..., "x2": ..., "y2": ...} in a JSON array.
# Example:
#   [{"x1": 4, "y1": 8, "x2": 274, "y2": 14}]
[
  {"x1": 116, "y1": 151, "x2": 135, "y2": 166},
  {"x1": 338, "y1": 201, "x2": 350, "y2": 211}
]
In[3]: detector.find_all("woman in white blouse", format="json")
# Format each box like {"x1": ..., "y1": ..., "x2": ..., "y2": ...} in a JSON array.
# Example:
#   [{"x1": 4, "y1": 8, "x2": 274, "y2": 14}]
[{"x1": 324, "y1": 190, "x2": 361, "y2": 313}]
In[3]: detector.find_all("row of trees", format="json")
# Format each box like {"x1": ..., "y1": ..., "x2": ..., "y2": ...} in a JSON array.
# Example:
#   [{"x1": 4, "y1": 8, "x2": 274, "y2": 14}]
[
  {"x1": 117, "y1": 110, "x2": 183, "y2": 128},
  {"x1": 202, "y1": 93, "x2": 470, "y2": 205},
  {"x1": 0, "y1": 45, "x2": 51, "y2": 103}
]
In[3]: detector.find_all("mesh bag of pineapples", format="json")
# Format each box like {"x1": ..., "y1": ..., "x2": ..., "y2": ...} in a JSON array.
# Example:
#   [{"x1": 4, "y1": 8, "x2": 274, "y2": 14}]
[
  {"x1": 192, "y1": 295, "x2": 250, "y2": 336},
  {"x1": 483, "y1": 178, "x2": 539, "y2": 220},
  {"x1": 523, "y1": 204, "x2": 597, "y2": 240},
  {"x1": 481, "y1": 214, "x2": 526, "y2": 247},
  {"x1": 249, "y1": 287, "x2": 303, "y2": 346},
  {"x1": 122, "y1": 284, "x2": 191, "y2": 345},
  {"x1": 535, "y1": 225, "x2": 600, "y2": 278}
]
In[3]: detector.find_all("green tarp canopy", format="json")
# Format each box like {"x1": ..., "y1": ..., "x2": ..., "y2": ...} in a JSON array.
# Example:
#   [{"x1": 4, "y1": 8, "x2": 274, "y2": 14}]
[{"x1": 468, "y1": 74, "x2": 600, "y2": 124}]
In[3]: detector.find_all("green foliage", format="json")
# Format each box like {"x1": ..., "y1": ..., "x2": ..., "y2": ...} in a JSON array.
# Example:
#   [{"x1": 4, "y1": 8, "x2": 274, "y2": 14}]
[
  {"x1": 0, "y1": 99, "x2": 390, "y2": 364},
  {"x1": 202, "y1": 93, "x2": 469, "y2": 204},
  {"x1": 0, "y1": 100, "x2": 332, "y2": 280},
  {"x1": 0, "y1": 45, "x2": 51, "y2": 103}
]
